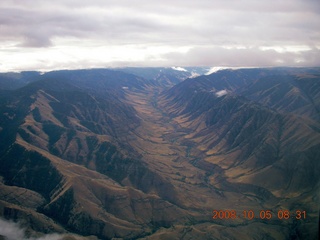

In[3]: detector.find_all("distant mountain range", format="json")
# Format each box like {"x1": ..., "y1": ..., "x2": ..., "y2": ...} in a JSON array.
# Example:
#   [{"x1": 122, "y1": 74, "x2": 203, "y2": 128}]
[{"x1": 0, "y1": 67, "x2": 319, "y2": 239}]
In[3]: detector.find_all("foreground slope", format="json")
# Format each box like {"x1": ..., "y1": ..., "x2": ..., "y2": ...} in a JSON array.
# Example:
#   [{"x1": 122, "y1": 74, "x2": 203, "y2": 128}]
[{"x1": 0, "y1": 67, "x2": 319, "y2": 239}]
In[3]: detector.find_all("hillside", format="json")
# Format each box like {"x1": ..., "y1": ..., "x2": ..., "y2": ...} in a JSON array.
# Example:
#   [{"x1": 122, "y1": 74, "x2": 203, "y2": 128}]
[{"x1": 0, "y1": 67, "x2": 319, "y2": 239}]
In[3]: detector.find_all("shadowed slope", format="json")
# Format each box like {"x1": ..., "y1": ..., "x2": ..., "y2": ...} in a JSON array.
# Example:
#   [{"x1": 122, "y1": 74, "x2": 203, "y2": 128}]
[{"x1": 0, "y1": 68, "x2": 319, "y2": 239}]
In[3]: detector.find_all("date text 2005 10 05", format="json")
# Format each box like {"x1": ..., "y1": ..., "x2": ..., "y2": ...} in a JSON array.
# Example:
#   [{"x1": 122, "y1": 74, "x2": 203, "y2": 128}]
[{"x1": 212, "y1": 210, "x2": 307, "y2": 220}]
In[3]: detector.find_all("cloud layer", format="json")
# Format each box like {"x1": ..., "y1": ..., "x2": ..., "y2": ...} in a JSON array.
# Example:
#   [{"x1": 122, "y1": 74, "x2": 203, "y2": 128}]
[{"x1": 0, "y1": 0, "x2": 319, "y2": 71}]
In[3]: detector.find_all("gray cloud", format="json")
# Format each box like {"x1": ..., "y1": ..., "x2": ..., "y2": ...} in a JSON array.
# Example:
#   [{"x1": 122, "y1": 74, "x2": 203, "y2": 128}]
[
  {"x1": 162, "y1": 46, "x2": 320, "y2": 67},
  {"x1": 0, "y1": 0, "x2": 319, "y2": 71},
  {"x1": 0, "y1": 218, "x2": 62, "y2": 240}
]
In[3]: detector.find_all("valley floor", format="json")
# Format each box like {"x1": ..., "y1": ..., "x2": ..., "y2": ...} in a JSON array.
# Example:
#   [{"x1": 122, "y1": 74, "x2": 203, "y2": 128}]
[
  {"x1": 1, "y1": 68, "x2": 319, "y2": 239},
  {"x1": 121, "y1": 86, "x2": 318, "y2": 239}
]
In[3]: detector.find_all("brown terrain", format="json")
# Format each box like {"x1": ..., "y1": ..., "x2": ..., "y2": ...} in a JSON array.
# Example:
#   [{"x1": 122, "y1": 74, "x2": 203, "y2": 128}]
[{"x1": 0, "y1": 68, "x2": 319, "y2": 239}]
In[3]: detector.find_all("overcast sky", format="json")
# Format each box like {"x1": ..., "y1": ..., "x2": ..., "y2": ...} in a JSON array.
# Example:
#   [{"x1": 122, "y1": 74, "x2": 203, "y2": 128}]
[{"x1": 0, "y1": 0, "x2": 319, "y2": 71}]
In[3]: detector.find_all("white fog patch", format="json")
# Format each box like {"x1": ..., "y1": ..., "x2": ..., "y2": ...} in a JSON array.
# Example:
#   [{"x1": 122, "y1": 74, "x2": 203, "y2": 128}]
[
  {"x1": 215, "y1": 89, "x2": 228, "y2": 97},
  {"x1": 205, "y1": 66, "x2": 230, "y2": 75},
  {"x1": 0, "y1": 218, "x2": 63, "y2": 240},
  {"x1": 0, "y1": 218, "x2": 25, "y2": 240},
  {"x1": 190, "y1": 72, "x2": 200, "y2": 78},
  {"x1": 171, "y1": 66, "x2": 187, "y2": 72}
]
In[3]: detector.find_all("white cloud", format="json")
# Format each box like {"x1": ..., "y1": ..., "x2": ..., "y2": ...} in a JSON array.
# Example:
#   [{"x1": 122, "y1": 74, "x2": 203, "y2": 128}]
[
  {"x1": 0, "y1": 0, "x2": 319, "y2": 71},
  {"x1": 215, "y1": 89, "x2": 228, "y2": 97},
  {"x1": 0, "y1": 218, "x2": 63, "y2": 240},
  {"x1": 190, "y1": 72, "x2": 200, "y2": 78},
  {"x1": 163, "y1": 46, "x2": 320, "y2": 68},
  {"x1": 171, "y1": 67, "x2": 187, "y2": 72},
  {"x1": 0, "y1": 218, "x2": 25, "y2": 240},
  {"x1": 205, "y1": 67, "x2": 231, "y2": 75}
]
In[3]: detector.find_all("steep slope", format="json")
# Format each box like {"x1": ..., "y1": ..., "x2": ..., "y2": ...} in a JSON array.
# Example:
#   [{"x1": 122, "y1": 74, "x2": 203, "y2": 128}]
[
  {"x1": 167, "y1": 67, "x2": 320, "y2": 120},
  {"x1": 163, "y1": 90, "x2": 320, "y2": 191},
  {"x1": 163, "y1": 68, "x2": 320, "y2": 190},
  {"x1": 0, "y1": 69, "x2": 191, "y2": 239},
  {"x1": 1, "y1": 140, "x2": 191, "y2": 239},
  {"x1": 159, "y1": 68, "x2": 320, "y2": 239},
  {"x1": 243, "y1": 72, "x2": 320, "y2": 121},
  {"x1": 0, "y1": 67, "x2": 319, "y2": 239}
]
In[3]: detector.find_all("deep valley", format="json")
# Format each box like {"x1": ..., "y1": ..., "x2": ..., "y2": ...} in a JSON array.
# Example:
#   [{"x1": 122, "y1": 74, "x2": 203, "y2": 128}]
[{"x1": 0, "y1": 67, "x2": 319, "y2": 239}]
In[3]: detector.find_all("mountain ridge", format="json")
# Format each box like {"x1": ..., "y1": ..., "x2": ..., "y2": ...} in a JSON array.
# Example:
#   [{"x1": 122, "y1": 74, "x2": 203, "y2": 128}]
[{"x1": 0, "y1": 67, "x2": 319, "y2": 239}]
